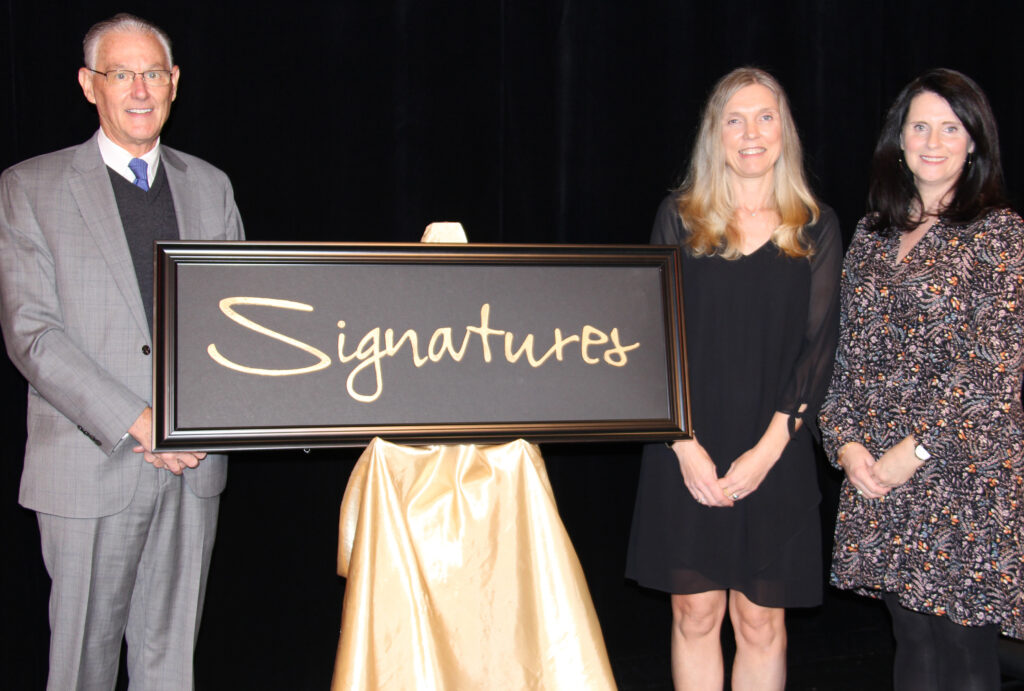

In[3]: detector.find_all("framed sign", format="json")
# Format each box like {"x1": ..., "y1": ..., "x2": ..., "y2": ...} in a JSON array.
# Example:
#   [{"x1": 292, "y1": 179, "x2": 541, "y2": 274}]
[{"x1": 153, "y1": 242, "x2": 690, "y2": 451}]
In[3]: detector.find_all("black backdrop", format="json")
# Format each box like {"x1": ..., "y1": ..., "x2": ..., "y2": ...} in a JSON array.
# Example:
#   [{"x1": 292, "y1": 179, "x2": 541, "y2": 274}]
[{"x1": 3, "y1": 1, "x2": 1023, "y2": 688}]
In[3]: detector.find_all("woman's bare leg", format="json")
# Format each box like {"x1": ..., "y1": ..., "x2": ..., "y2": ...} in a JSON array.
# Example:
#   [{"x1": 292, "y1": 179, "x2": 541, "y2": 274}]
[
  {"x1": 670, "y1": 590, "x2": 728, "y2": 690},
  {"x1": 728, "y1": 590, "x2": 786, "y2": 690}
]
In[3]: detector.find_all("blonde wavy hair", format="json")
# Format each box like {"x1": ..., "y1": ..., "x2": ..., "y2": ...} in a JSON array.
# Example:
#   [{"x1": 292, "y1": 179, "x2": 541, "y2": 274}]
[{"x1": 677, "y1": 67, "x2": 819, "y2": 259}]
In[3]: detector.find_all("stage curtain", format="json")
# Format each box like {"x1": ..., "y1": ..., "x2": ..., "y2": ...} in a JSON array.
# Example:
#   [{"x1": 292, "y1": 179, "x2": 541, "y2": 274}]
[{"x1": 333, "y1": 437, "x2": 615, "y2": 690}]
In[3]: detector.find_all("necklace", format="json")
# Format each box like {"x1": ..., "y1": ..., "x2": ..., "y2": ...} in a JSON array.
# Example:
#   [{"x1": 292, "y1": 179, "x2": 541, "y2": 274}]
[{"x1": 737, "y1": 205, "x2": 771, "y2": 217}]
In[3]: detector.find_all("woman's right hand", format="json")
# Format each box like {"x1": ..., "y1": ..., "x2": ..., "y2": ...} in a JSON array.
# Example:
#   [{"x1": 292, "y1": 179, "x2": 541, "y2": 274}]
[
  {"x1": 671, "y1": 439, "x2": 735, "y2": 507},
  {"x1": 837, "y1": 442, "x2": 890, "y2": 499}
]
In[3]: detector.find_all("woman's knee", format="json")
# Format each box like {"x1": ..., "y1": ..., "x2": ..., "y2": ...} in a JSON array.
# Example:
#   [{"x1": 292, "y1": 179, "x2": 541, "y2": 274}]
[
  {"x1": 729, "y1": 592, "x2": 786, "y2": 649},
  {"x1": 671, "y1": 591, "x2": 727, "y2": 638}
]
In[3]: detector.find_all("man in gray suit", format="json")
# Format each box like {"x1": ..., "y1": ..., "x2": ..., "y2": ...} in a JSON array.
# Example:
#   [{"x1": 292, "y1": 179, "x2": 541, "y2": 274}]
[{"x1": 0, "y1": 13, "x2": 243, "y2": 690}]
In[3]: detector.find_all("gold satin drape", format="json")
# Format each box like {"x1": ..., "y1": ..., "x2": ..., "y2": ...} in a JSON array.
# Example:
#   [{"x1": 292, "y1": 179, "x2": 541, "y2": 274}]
[{"x1": 332, "y1": 438, "x2": 616, "y2": 690}]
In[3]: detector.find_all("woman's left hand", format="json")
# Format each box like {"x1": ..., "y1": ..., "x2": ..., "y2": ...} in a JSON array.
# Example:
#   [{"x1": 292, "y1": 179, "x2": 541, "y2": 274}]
[
  {"x1": 872, "y1": 436, "x2": 925, "y2": 488},
  {"x1": 720, "y1": 411, "x2": 790, "y2": 502},
  {"x1": 720, "y1": 446, "x2": 775, "y2": 502}
]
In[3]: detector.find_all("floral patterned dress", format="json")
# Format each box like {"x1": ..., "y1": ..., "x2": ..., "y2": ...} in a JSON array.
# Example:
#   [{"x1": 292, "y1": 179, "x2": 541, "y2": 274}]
[{"x1": 820, "y1": 208, "x2": 1024, "y2": 638}]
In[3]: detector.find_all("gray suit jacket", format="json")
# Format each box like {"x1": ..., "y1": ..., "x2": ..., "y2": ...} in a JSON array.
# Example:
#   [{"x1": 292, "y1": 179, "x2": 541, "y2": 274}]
[{"x1": 0, "y1": 134, "x2": 244, "y2": 518}]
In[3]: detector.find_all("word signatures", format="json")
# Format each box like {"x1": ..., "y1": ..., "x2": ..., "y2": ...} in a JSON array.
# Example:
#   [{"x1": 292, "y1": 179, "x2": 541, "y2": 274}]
[{"x1": 207, "y1": 297, "x2": 641, "y2": 403}]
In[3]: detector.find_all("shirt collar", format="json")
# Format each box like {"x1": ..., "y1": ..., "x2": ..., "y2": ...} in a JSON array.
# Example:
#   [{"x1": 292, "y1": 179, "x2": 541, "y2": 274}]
[{"x1": 96, "y1": 128, "x2": 162, "y2": 187}]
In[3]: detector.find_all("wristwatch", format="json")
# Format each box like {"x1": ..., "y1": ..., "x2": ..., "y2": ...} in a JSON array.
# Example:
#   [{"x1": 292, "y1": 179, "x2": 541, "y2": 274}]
[{"x1": 914, "y1": 443, "x2": 931, "y2": 461}]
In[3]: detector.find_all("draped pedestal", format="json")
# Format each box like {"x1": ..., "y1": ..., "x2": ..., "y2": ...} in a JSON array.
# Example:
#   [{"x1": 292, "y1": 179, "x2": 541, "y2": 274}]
[{"x1": 332, "y1": 437, "x2": 615, "y2": 690}]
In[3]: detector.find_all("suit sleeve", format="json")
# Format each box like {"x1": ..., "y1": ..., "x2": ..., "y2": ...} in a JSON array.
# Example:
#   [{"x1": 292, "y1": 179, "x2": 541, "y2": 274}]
[
  {"x1": 222, "y1": 176, "x2": 245, "y2": 241},
  {"x1": 0, "y1": 166, "x2": 149, "y2": 454}
]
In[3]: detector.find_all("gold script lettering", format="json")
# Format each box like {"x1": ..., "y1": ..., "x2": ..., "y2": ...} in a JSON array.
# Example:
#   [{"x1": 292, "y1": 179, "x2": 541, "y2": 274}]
[
  {"x1": 338, "y1": 324, "x2": 430, "y2": 403},
  {"x1": 428, "y1": 328, "x2": 471, "y2": 361},
  {"x1": 207, "y1": 297, "x2": 331, "y2": 376},
  {"x1": 603, "y1": 328, "x2": 640, "y2": 366},
  {"x1": 464, "y1": 303, "x2": 506, "y2": 362},
  {"x1": 346, "y1": 328, "x2": 384, "y2": 403},
  {"x1": 505, "y1": 328, "x2": 581, "y2": 366},
  {"x1": 384, "y1": 329, "x2": 429, "y2": 366},
  {"x1": 580, "y1": 325, "x2": 609, "y2": 364},
  {"x1": 208, "y1": 300, "x2": 643, "y2": 404}
]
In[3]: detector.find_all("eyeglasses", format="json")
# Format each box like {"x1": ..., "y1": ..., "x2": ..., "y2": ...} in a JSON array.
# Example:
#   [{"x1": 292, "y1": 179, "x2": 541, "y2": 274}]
[{"x1": 86, "y1": 68, "x2": 173, "y2": 87}]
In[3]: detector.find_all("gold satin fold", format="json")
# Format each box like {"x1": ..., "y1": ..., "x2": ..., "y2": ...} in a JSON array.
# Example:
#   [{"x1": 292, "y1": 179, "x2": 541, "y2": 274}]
[{"x1": 333, "y1": 438, "x2": 616, "y2": 690}]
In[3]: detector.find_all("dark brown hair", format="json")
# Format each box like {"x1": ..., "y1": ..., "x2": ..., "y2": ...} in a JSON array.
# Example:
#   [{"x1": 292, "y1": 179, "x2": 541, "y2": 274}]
[{"x1": 867, "y1": 68, "x2": 1008, "y2": 233}]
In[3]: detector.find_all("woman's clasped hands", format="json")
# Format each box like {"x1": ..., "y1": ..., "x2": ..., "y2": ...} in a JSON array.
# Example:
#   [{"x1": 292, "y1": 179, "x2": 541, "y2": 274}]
[
  {"x1": 838, "y1": 437, "x2": 924, "y2": 499},
  {"x1": 671, "y1": 438, "x2": 778, "y2": 507}
]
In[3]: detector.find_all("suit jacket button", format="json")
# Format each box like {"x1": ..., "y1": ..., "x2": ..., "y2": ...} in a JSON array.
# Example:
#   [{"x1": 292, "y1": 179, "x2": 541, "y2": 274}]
[{"x1": 142, "y1": 345, "x2": 151, "y2": 355}]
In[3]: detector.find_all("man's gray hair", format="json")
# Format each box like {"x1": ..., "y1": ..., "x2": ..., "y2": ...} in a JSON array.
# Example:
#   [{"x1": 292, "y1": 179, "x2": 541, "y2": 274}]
[{"x1": 83, "y1": 13, "x2": 173, "y2": 69}]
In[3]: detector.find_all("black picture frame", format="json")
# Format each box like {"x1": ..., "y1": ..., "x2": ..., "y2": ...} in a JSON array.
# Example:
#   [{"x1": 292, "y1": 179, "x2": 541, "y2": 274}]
[{"x1": 153, "y1": 242, "x2": 690, "y2": 450}]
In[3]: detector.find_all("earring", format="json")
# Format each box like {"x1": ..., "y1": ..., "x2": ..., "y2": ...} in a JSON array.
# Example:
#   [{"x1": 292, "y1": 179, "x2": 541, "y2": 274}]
[{"x1": 966, "y1": 152, "x2": 974, "y2": 167}]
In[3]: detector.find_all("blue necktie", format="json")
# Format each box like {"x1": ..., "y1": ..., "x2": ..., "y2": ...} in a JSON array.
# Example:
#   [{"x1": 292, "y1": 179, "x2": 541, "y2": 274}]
[{"x1": 128, "y1": 158, "x2": 149, "y2": 192}]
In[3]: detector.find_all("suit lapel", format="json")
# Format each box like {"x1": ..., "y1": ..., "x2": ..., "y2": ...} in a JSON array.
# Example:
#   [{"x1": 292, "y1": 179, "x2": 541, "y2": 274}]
[
  {"x1": 68, "y1": 138, "x2": 151, "y2": 339},
  {"x1": 162, "y1": 147, "x2": 199, "y2": 240}
]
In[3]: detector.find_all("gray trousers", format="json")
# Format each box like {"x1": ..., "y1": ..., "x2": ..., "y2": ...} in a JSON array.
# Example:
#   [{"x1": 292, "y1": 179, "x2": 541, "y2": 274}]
[{"x1": 38, "y1": 463, "x2": 219, "y2": 691}]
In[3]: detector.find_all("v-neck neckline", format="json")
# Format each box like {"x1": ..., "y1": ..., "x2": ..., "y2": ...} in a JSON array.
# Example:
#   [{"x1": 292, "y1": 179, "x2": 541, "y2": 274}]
[
  {"x1": 892, "y1": 220, "x2": 937, "y2": 266},
  {"x1": 892, "y1": 219, "x2": 942, "y2": 269},
  {"x1": 737, "y1": 239, "x2": 772, "y2": 258}
]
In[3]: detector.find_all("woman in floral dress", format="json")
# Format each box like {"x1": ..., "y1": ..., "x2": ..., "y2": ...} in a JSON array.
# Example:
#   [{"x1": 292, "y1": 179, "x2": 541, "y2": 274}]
[{"x1": 820, "y1": 68, "x2": 1024, "y2": 690}]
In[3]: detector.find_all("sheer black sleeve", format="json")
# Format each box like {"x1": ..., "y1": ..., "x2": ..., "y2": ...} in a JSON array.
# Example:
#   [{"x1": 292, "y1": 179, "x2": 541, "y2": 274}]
[
  {"x1": 649, "y1": 194, "x2": 686, "y2": 246},
  {"x1": 776, "y1": 205, "x2": 843, "y2": 441},
  {"x1": 649, "y1": 194, "x2": 842, "y2": 440}
]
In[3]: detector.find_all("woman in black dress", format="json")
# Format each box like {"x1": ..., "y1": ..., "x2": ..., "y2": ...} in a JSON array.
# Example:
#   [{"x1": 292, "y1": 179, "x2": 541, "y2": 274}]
[
  {"x1": 820, "y1": 69, "x2": 1024, "y2": 691},
  {"x1": 627, "y1": 67, "x2": 842, "y2": 690}
]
